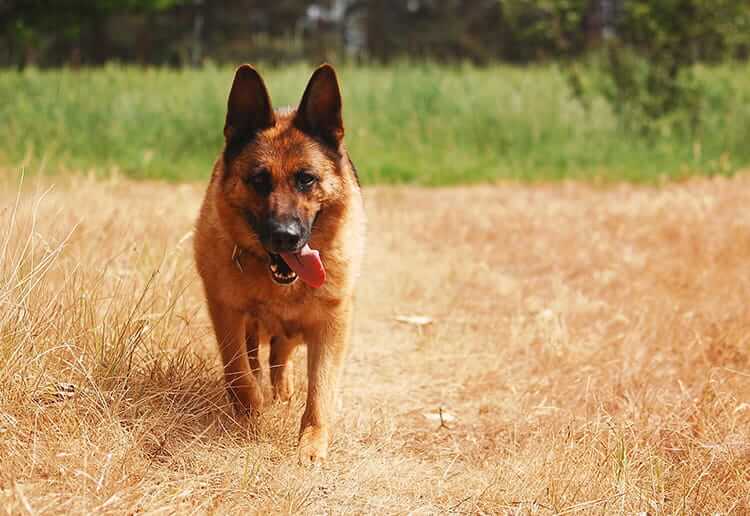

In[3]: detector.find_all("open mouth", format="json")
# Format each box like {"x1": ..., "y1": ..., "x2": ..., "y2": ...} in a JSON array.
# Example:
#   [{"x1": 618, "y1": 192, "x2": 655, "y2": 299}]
[
  {"x1": 268, "y1": 253, "x2": 298, "y2": 285},
  {"x1": 266, "y1": 244, "x2": 327, "y2": 288}
]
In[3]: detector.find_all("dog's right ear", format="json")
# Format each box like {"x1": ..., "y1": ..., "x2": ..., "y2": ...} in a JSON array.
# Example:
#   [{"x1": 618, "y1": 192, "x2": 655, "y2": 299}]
[
  {"x1": 295, "y1": 64, "x2": 343, "y2": 150},
  {"x1": 224, "y1": 65, "x2": 274, "y2": 146}
]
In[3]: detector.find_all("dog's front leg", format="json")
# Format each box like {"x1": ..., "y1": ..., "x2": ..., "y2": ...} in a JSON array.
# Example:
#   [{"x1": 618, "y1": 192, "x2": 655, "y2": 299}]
[
  {"x1": 206, "y1": 299, "x2": 264, "y2": 416},
  {"x1": 298, "y1": 311, "x2": 351, "y2": 465}
]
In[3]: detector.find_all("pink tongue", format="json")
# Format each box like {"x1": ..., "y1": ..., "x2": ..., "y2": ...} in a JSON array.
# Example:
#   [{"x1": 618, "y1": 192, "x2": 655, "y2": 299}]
[{"x1": 280, "y1": 244, "x2": 326, "y2": 288}]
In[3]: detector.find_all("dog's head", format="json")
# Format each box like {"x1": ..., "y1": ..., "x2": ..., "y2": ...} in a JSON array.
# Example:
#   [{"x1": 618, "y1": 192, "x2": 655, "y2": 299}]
[{"x1": 217, "y1": 64, "x2": 352, "y2": 287}]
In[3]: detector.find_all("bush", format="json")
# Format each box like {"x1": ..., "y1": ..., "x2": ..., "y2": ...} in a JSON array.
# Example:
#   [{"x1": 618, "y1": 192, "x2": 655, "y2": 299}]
[{"x1": 574, "y1": 0, "x2": 750, "y2": 133}]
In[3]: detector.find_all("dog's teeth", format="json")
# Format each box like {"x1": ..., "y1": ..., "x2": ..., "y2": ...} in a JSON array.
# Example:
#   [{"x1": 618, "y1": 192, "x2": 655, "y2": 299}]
[{"x1": 270, "y1": 267, "x2": 297, "y2": 284}]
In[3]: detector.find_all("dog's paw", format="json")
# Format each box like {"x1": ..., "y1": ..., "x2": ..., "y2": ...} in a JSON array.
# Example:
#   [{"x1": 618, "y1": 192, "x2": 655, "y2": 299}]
[
  {"x1": 229, "y1": 386, "x2": 264, "y2": 418},
  {"x1": 232, "y1": 401, "x2": 263, "y2": 421},
  {"x1": 271, "y1": 361, "x2": 295, "y2": 402},
  {"x1": 272, "y1": 374, "x2": 294, "y2": 403},
  {"x1": 298, "y1": 425, "x2": 329, "y2": 466}
]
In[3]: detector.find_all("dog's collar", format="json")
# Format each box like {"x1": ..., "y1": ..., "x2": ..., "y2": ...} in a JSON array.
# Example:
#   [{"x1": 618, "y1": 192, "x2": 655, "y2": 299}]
[
  {"x1": 232, "y1": 244, "x2": 269, "y2": 273},
  {"x1": 231, "y1": 245, "x2": 244, "y2": 272}
]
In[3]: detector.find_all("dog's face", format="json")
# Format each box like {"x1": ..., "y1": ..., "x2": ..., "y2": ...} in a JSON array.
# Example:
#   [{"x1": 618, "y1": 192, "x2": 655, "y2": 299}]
[{"x1": 219, "y1": 65, "x2": 348, "y2": 286}]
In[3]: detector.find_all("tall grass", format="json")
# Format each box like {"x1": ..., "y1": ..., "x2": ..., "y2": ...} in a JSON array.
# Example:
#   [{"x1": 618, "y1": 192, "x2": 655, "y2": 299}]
[
  {"x1": 0, "y1": 175, "x2": 313, "y2": 512},
  {"x1": 1, "y1": 62, "x2": 749, "y2": 184}
]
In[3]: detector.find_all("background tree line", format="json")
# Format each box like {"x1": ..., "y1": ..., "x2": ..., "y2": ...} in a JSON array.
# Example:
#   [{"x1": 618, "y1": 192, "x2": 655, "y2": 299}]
[{"x1": 2, "y1": 0, "x2": 748, "y2": 68}]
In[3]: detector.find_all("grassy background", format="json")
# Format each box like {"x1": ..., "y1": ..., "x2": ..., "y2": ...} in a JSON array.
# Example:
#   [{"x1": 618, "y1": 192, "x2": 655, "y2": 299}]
[{"x1": 1, "y1": 62, "x2": 749, "y2": 184}]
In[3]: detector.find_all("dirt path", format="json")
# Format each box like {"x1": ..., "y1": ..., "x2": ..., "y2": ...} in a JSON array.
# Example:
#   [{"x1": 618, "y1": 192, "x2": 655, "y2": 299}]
[{"x1": 2, "y1": 174, "x2": 749, "y2": 513}]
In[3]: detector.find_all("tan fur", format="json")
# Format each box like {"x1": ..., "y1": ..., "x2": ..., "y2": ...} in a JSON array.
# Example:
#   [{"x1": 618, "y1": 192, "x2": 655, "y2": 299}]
[{"x1": 194, "y1": 65, "x2": 365, "y2": 464}]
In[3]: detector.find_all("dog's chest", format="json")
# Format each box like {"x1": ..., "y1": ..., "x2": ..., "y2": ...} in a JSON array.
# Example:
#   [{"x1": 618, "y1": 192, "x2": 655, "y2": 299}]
[{"x1": 245, "y1": 294, "x2": 315, "y2": 338}]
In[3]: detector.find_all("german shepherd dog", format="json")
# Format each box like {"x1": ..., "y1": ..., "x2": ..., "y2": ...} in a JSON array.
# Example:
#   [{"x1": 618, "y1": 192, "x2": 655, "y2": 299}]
[{"x1": 194, "y1": 64, "x2": 365, "y2": 464}]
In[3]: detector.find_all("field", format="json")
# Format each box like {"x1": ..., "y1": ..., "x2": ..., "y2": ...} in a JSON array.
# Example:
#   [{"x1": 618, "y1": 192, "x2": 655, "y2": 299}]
[
  {"x1": 2, "y1": 170, "x2": 750, "y2": 513},
  {"x1": 2, "y1": 62, "x2": 750, "y2": 184}
]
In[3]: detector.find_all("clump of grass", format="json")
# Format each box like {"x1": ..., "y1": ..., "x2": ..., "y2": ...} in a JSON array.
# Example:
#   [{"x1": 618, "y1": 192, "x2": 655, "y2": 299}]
[
  {"x1": 0, "y1": 174, "x2": 303, "y2": 513},
  {"x1": 1, "y1": 62, "x2": 749, "y2": 184}
]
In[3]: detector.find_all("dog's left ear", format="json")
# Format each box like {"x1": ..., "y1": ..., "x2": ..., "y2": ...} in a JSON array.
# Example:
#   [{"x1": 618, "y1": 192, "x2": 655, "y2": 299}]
[{"x1": 295, "y1": 64, "x2": 344, "y2": 149}]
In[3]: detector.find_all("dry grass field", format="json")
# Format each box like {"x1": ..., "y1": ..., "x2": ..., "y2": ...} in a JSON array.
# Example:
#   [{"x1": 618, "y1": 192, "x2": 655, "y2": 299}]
[{"x1": 2, "y1": 171, "x2": 750, "y2": 514}]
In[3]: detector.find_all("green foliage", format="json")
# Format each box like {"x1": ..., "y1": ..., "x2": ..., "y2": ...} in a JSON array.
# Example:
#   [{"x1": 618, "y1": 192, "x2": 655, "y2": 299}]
[
  {"x1": 502, "y1": 0, "x2": 590, "y2": 58},
  {"x1": 1, "y1": 63, "x2": 749, "y2": 184},
  {"x1": 4, "y1": 1, "x2": 750, "y2": 68},
  {"x1": 1, "y1": 0, "x2": 185, "y2": 68},
  {"x1": 617, "y1": 0, "x2": 750, "y2": 60},
  {"x1": 579, "y1": 0, "x2": 750, "y2": 133}
]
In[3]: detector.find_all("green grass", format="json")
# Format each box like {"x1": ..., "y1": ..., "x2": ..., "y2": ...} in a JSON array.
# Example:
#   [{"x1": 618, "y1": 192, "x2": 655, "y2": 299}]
[{"x1": 1, "y1": 62, "x2": 749, "y2": 184}]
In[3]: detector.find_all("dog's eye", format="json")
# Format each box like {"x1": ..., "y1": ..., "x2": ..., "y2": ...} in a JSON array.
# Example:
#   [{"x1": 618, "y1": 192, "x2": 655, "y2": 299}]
[
  {"x1": 296, "y1": 171, "x2": 318, "y2": 192},
  {"x1": 247, "y1": 170, "x2": 272, "y2": 196}
]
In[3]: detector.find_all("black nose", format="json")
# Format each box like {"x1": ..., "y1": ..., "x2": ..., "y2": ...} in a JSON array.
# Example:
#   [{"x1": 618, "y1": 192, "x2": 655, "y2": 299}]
[{"x1": 268, "y1": 220, "x2": 303, "y2": 252}]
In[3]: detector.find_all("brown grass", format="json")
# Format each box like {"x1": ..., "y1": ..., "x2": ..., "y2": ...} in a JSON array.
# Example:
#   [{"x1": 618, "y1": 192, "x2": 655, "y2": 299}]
[{"x1": 1, "y1": 171, "x2": 750, "y2": 514}]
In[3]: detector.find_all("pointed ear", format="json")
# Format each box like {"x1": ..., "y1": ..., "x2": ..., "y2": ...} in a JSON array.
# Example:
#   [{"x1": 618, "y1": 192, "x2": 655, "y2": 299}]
[
  {"x1": 294, "y1": 64, "x2": 344, "y2": 149},
  {"x1": 224, "y1": 65, "x2": 274, "y2": 144}
]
